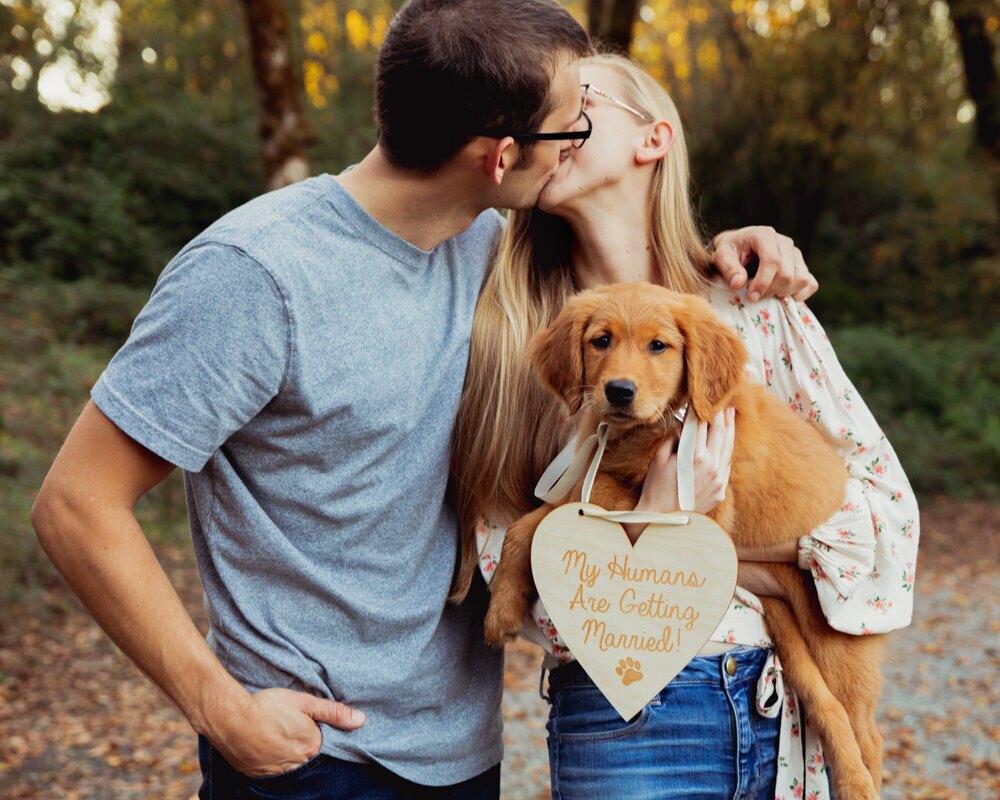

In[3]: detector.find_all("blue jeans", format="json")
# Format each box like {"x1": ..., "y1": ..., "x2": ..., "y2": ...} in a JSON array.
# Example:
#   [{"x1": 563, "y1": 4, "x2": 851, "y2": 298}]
[
  {"x1": 197, "y1": 736, "x2": 500, "y2": 800},
  {"x1": 545, "y1": 647, "x2": 780, "y2": 800}
]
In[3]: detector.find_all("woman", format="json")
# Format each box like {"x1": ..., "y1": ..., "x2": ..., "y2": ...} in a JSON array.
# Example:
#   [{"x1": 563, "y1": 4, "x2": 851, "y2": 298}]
[{"x1": 452, "y1": 53, "x2": 918, "y2": 799}]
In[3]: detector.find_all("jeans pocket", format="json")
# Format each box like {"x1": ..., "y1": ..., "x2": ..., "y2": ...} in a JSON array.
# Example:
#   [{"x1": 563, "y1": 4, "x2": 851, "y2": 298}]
[
  {"x1": 551, "y1": 683, "x2": 652, "y2": 743},
  {"x1": 199, "y1": 736, "x2": 328, "y2": 800},
  {"x1": 243, "y1": 751, "x2": 326, "y2": 783}
]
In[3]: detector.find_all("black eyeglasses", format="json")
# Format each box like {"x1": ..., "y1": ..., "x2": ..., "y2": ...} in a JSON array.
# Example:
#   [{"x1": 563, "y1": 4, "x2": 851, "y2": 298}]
[{"x1": 471, "y1": 110, "x2": 592, "y2": 149}]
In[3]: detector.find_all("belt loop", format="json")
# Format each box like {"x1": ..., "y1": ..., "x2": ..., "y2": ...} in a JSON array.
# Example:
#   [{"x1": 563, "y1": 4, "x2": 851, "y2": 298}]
[{"x1": 539, "y1": 665, "x2": 550, "y2": 703}]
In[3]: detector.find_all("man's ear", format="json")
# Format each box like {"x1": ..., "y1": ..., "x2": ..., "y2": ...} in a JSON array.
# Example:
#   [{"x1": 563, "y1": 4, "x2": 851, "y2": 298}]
[
  {"x1": 635, "y1": 121, "x2": 674, "y2": 166},
  {"x1": 484, "y1": 137, "x2": 517, "y2": 185}
]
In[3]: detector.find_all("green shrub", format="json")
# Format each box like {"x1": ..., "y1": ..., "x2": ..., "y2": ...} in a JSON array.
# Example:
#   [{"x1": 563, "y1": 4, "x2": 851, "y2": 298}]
[
  {"x1": 831, "y1": 325, "x2": 1000, "y2": 500},
  {"x1": 0, "y1": 276, "x2": 188, "y2": 607},
  {"x1": 0, "y1": 94, "x2": 264, "y2": 287}
]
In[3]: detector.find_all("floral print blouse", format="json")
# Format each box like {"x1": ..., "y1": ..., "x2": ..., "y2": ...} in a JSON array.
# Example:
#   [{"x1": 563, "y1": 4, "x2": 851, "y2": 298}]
[{"x1": 477, "y1": 279, "x2": 919, "y2": 800}]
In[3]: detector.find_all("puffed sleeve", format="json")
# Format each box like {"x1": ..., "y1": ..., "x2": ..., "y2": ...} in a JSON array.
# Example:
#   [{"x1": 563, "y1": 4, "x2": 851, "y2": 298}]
[{"x1": 708, "y1": 280, "x2": 919, "y2": 634}]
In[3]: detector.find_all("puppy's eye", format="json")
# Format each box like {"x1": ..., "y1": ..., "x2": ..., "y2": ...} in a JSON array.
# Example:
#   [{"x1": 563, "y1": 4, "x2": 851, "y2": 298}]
[
  {"x1": 591, "y1": 334, "x2": 611, "y2": 350},
  {"x1": 649, "y1": 340, "x2": 669, "y2": 353}
]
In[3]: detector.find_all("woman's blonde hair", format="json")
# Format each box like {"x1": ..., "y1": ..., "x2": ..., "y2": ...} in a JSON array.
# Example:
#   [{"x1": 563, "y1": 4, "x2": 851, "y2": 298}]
[{"x1": 449, "y1": 53, "x2": 714, "y2": 601}]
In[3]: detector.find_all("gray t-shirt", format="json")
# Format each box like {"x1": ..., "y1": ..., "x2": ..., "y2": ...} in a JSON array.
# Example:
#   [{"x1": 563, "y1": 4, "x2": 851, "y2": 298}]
[{"x1": 91, "y1": 174, "x2": 505, "y2": 784}]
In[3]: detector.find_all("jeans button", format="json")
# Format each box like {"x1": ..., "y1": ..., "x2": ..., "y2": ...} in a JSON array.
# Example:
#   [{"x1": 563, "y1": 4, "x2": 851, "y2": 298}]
[{"x1": 725, "y1": 656, "x2": 737, "y2": 676}]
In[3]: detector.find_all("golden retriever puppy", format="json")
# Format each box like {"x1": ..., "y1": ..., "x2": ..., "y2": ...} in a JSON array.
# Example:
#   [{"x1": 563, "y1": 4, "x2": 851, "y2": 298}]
[{"x1": 484, "y1": 282, "x2": 884, "y2": 800}]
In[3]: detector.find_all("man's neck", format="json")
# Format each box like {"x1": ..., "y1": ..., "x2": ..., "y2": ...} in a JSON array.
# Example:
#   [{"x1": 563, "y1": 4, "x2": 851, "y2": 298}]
[{"x1": 335, "y1": 148, "x2": 490, "y2": 252}]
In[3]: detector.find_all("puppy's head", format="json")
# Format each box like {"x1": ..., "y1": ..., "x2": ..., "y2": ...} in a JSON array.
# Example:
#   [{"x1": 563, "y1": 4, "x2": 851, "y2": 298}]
[{"x1": 530, "y1": 282, "x2": 747, "y2": 426}]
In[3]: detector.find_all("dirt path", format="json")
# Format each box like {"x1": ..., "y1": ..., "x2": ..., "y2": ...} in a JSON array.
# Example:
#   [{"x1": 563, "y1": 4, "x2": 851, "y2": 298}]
[{"x1": 1, "y1": 500, "x2": 996, "y2": 799}]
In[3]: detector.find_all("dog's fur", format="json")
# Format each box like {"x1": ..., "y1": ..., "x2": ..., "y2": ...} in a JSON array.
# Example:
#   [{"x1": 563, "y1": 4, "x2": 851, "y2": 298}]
[{"x1": 485, "y1": 282, "x2": 885, "y2": 800}]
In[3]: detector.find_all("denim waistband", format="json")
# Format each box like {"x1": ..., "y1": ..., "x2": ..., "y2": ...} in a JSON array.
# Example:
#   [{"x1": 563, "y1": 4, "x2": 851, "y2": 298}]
[{"x1": 546, "y1": 646, "x2": 772, "y2": 694}]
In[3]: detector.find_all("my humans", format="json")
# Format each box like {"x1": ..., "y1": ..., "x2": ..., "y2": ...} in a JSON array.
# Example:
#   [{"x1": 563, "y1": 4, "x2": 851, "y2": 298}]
[
  {"x1": 454, "y1": 54, "x2": 918, "y2": 799},
  {"x1": 33, "y1": 2, "x2": 813, "y2": 794}
]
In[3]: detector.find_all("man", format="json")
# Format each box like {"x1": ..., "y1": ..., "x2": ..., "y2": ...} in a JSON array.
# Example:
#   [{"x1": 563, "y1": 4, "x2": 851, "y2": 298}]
[{"x1": 32, "y1": 0, "x2": 813, "y2": 797}]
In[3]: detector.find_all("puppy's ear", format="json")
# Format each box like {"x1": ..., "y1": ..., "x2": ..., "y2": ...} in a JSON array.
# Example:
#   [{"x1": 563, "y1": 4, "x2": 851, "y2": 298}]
[
  {"x1": 671, "y1": 294, "x2": 747, "y2": 420},
  {"x1": 529, "y1": 292, "x2": 601, "y2": 414}
]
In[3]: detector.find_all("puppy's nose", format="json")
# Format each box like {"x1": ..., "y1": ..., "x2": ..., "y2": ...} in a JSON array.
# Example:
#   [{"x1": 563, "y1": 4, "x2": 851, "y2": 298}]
[{"x1": 605, "y1": 380, "x2": 637, "y2": 407}]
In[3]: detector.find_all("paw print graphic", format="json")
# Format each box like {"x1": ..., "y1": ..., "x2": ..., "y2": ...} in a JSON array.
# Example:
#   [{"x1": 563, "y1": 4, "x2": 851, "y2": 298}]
[{"x1": 615, "y1": 657, "x2": 643, "y2": 686}]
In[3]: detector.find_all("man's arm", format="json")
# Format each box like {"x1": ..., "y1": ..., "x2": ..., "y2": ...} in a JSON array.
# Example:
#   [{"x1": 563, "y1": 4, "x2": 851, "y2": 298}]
[
  {"x1": 711, "y1": 226, "x2": 818, "y2": 303},
  {"x1": 32, "y1": 401, "x2": 364, "y2": 777}
]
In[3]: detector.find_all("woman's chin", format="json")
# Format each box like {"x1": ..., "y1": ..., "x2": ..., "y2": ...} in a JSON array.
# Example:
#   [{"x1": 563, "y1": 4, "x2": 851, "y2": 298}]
[{"x1": 536, "y1": 184, "x2": 566, "y2": 215}]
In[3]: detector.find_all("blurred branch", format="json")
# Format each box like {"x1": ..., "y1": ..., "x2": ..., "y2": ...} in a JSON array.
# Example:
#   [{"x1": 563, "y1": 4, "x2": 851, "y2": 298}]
[{"x1": 587, "y1": 0, "x2": 641, "y2": 53}]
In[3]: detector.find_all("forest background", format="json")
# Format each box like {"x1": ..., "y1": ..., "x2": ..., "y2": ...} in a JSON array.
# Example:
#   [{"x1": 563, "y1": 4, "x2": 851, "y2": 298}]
[
  {"x1": 7, "y1": 0, "x2": 998, "y2": 586},
  {"x1": 0, "y1": 0, "x2": 998, "y2": 795}
]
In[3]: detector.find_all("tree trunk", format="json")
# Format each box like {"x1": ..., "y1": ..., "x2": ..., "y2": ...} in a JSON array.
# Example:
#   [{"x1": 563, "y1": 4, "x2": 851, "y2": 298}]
[
  {"x1": 587, "y1": 0, "x2": 641, "y2": 53},
  {"x1": 239, "y1": 0, "x2": 316, "y2": 190},
  {"x1": 947, "y1": 0, "x2": 1000, "y2": 157},
  {"x1": 946, "y1": 0, "x2": 1000, "y2": 220}
]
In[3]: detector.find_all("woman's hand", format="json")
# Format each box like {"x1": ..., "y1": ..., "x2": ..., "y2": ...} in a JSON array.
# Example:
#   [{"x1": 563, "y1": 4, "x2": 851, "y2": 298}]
[
  {"x1": 628, "y1": 408, "x2": 735, "y2": 541},
  {"x1": 711, "y1": 226, "x2": 818, "y2": 303}
]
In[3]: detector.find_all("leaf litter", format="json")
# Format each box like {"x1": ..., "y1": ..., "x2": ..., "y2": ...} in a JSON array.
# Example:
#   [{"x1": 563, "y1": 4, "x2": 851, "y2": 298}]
[{"x1": 1, "y1": 499, "x2": 996, "y2": 799}]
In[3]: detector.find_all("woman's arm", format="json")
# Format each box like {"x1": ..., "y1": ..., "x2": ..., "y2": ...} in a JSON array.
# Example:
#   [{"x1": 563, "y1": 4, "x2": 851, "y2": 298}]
[{"x1": 710, "y1": 282, "x2": 919, "y2": 634}]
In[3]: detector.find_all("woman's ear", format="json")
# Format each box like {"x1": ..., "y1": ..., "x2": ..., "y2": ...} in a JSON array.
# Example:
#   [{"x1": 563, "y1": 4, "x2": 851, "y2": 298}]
[
  {"x1": 635, "y1": 121, "x2": 674, "y2": 166},
  {"x1": 485, "y1": 137, "x2": 517, "y2": 185}
]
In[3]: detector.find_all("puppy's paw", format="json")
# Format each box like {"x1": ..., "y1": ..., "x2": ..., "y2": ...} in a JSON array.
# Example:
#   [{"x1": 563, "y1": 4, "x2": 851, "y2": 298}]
[
  {"x1": 484, "y1": 596, "x2": 527, "y2": 647},
  {"x1": 483, "y1": 618, "x2": 516, "y2": 647},
  {"x1": 833, "y1": 770, "x2": 879, "y2": 800}
]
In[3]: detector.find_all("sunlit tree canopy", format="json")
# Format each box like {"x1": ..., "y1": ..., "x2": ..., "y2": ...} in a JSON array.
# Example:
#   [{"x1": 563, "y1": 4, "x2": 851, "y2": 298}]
[
  {"x1": 0, "y1": 0, "x2": 997, "y2": 334},
  {"x1": 2, "y1": 0, "x2": 992, "y2": 136},
  {"x1": 1, "y1": 0, "x2": 120, "y2": 111}
]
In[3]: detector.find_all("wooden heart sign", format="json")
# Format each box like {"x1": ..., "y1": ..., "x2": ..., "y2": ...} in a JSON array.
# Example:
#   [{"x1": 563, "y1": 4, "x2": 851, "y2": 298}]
[{"x1": 531, "y1": 503, "x2": 738, "y2": 721}]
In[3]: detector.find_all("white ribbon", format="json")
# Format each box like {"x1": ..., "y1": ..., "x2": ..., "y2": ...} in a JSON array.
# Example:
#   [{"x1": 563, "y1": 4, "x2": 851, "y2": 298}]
[
  {"x1": 534, "y1": 422, "x2": 609, "y2": 504},
  {"x1": 534, "y1": 406, "x2": 701, "y2": 511},
  {"x1": 756, "y1": 651, "x2": 784, "y2": 719},
  {"x1": 577, "y1": 508, "x2": 690, "y2": 525},
  {"x1": 675, "y1": 406, "x2": 699, "y2": 511}
]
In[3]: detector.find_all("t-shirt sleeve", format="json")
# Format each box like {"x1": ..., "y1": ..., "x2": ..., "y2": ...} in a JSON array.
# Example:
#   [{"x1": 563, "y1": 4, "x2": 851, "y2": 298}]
[{"x1": 91, "y1": 241, "x2": 289, "y2": 472}]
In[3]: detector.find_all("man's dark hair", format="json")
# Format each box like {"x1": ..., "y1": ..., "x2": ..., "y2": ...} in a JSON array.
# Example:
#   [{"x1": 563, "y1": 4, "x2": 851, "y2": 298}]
[{"x1": 376, "y1": 0, "x2": 593, "y2": 171}]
